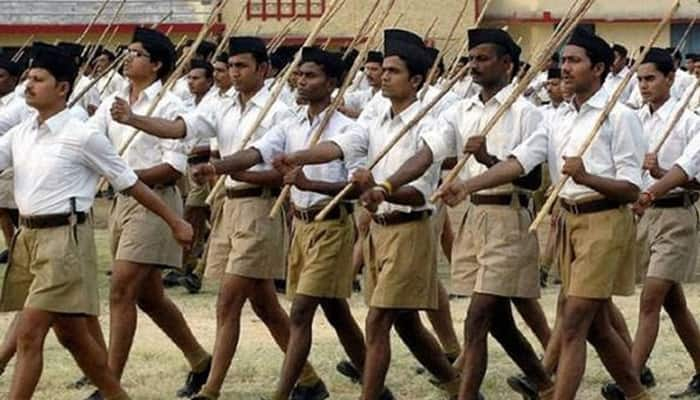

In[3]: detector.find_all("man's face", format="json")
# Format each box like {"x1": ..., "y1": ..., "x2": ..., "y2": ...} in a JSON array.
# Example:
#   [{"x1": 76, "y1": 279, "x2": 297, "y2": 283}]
[
  {"x1": 364, "y1": 61, "x2": 383, "y2": 88},
  {"x1": 24, "y1": 68, "x2": 69, "y2": 110},
  {"x1": 561, "y1": 45, "x2": 602, "y2": 95},
  {"x1": 228, "y1": 53, "x2": 266, "y2": 93},
  {"x1": 213, "y1": 60, "x2": 232, "y2": 90},
  {"x1": 0, "y1": 68, "x2": 17, "y2": 97},
  {"x1": 187, "y1": 67, "x2": 212, "y2": 97},
  {"x1": 296, "y1": 61, "x2": 334, "y2": 104},
  {"x1": 123, "y1": 42, "x2": 160, "y2": 81},
  {"x1": 546, "y1": 77, "x2": 563, "y2": 103},
  {"x1": 381, "y1": 56, "x2": 420, "y2": 100},
  {"x1": 93, "y1": 54, "x2": 111, "y2": 75},
  {"x1": 612, "y1": 50, "x2": 626, "y2": 74},
  {"x1": 468, "y1": 44, "x2": 511, "y2": 87},
  {"x1": 637, "y1": 63, "x2": 673, "y2": 105}
]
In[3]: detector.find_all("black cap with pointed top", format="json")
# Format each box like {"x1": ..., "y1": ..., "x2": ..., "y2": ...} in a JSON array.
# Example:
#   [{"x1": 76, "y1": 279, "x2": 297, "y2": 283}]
[
  {"x1": 568, "y1": 27, "x2": 614, "y2": 68},
  {"x1": 383, "y1": 29, "x2": 431, "y2": 76},
  {"x1": 228, "y1": 36, "x2": 268, "y2": 62},
  {"x1": 301, "y1": 46, "x2": 346, "y2": 81},
  {"x1": 30, "y1": 42, "x2": 78, "y2": 84}
]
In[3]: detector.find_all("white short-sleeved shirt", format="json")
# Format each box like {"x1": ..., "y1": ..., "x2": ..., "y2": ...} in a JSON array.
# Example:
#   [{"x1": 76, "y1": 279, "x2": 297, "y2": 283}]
[
  {"x1": 0, "y1": 94, "x2": 88, "y2": 135},
  {"x1": 180, "y1": 85, "x2": 294, "y2": 189},
  {"x1": 70, "y1": 75, "x2": 102, "y2": 111},
  {"x1": 450, "y1": 76, "x2": 481, "y2": 100},
  {"x1": 423, "y1": 85, "x2": 543, "y2": 195},
  {"x1": 638, "y1": 97, "x2": 700, "y2": 191},
  {"x1": 97, "y1": 71, "x2": 128, "y2": 101},
  {"x1": 0, "y1": 108, "x2": 137, "y2": 215},
  {"x1": 89, "y1": 80, "x2": 188, "y2": 174},
  {"x1": 331, "y1": 99, "x2": 441, "y2": 214},
  {"x1": 358, "y1": 84, "x2": 458, "y2": 125},
  {"x1": 603, "y1": 66, "x2": 637, "y2": 105},
  {"x1": 343, "y1": 88, "x2": 377, "y2": 117},
  {"x1": 511, "y1": 87, "x2": 645, "y2": 201},
  {"x1": 252, "y1": 107, "x2": 364, "y2": 209}
]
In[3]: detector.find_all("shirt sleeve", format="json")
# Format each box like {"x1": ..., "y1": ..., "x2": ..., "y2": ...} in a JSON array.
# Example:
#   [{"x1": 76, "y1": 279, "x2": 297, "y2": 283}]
[
  {"x1": 156, "y1": 96, "x2": 189, "y2": 174},
  {"x1": 0, "y1": 127, "x2": 14, "y2": 170},
  {"x1": 338, "y1": 122, "x2": 367, "y2": 175},
  {"x1": 676, "y1": 131, "x2": 700, "y2": 180},
  {"x1": 0, "y1": 98, "x2": 30, "y2": 135},
  {"x1": 82, "y1": 129, "x2": 138, "y2": 191},
  {"x1": 611, "y1": 108, "x2": 644, "y2": 189},
  {"x1": 406, "y1": 119, "x2": 441, "y2": 201},
  {"x1": 252, "y1": 123, "x2": 288, "y2": 164},
  {"x1": 329, "y1": 123, "x2": 369, "y2": 178},
  {"x1": 510, "y1": 123, "x2": 550, "y2": 175},
  {"x1": 179, "y1": 103, "x2": 219, "y2": 140},
  {"x1": 421, "y1": 102, "x2": 460, "y2": 163}
]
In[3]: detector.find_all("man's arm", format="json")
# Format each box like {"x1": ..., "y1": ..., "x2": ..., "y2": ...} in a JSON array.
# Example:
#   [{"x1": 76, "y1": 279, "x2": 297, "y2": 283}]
[
  {"x1": 439, "y1": 157, "x2": 525, "y2": 206},
  {"x1": 125, "y1": 181, "x2": 193, "y2": 247},
  {"x1": 135, "y1": 164, "x2": 182, "y2": 187},
  {"x1": 283, "y1": 167, "x2": 350, "y2": 197},
  {"x1": 561, "y1": 156, "x2": 639, "y2": 204},
  {"x1": 284, "y1": 141, "x2": 345, "y2": 166},
  {"x1": 111, "y1": 97, "x2": 187, "y2": 139}
]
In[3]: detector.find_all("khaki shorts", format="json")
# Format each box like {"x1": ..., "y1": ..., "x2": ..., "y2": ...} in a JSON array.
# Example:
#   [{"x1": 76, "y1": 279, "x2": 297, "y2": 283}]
[
  {"x1": 211, "y1": 195, "x2": 286, "y2": 280},
  {"x1": 451, "y1": 203, "x2": 540, "y2": 299},
  {"x1": 559, "y1": 206, "x2": 636, "y2": 299},
  {"x1": 636, "y1": 206, "x2": 698, "y2": 283},
  {"x1": 287, "y1": 210, "x2": 355, "y2": 299},
  {"x1": 185, "y1": 168, "x2": 210, "y2": 208},
  {"x1": 0, "y1": 168, "x2": 16, "y2": 209},
  {"x1": 109, "y1": 186, "x2": 183, "y2": 268},
  {"x1": 0, "y1": 220, "x2": 99, "y2": 315},
  {"x1": 363, "y1": 217, "x2": 439, "y2": 310}
]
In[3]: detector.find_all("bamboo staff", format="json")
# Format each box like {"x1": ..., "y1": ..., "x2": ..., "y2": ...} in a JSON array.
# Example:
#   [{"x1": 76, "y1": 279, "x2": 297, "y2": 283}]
[
  {"x1": 269, "y1": 18, "x2": 389, "y2": 217},
  {"x1": 419, "y1": 0, "x2": 469, "y2": 101},
  {"x1": 653, "y1": 81, "x2": 700, "y2": 154},
  {"x1": 150, "y1": 10, "x2": 174, "y2": 29},
  {"x1": 268, "y1": 16, "x2": 299, "y2": 50},
  {"x1": 165, "y1": 26, "x2": 174, "y2": 37},
  {"x1": 106, "y1": 25, "x2": 120, "y2": 48},
  {"x1": 320, "y1": 0, "x2": 347, "y2": 31},
  {"x1": 174, "y1": 35, "x2": 190, "y2": 54},
  {"x1": 11, "y1": 34, "x2": 34, "y2": 63},
  {"x1": 270, "y1": 18, "x2": 301, "y2": 53},
  {"x1": 212, "y1": 4, "x2": 247, "y2": 61},
  {"x1": 206, "y1": 0, "x2": 344, "y2": 205},
  {"x1": 321, "y1": 37, "x2": 333, "y2": 50},
  {"x1": 445, "y1": 0, "x2": 494, "y2": 78},
  {"x1": 76, "y1": 0, "x2": 111, "y2": 44},
  {"x1": 84, "y1": 0, "x2": 126, "y2": 68},
  {"x1": 69, "y1": 52, "x2": 128, "y2": 107},
  {"x1": 98, "y1": 56, "x2": 127, "y2": 97},
  {"x1": 390, "y1": 11, "x2": 404, "y2": 28},
  {"x1": 343, "y1": 0, "x2": 382, "y2": 58},
  {"x1": 423, "y1": 17, "x2": 439, "y2": 40},
  {"x1": 529, "y1": 0, "x2": 681, "y2": 232},
  {"x1": 314, "y1": 63, "x2": 472, "y2": 221},
  {"x1": 673, "y1": 16, "x2": 696, "y2": 57},
  {"x1": 432, "y1": 0, "x2": 595, "y2": 203}
]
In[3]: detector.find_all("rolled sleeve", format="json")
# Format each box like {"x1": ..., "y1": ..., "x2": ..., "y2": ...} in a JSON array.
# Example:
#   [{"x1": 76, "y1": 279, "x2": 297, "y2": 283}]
[
  {"x1": 676, "y1": 133, "x2": 700, "y2": 180},
  {"x1": 510, "y1": 125, "x2": 549, "y2": 175},
  {"x1": 252, "y1": 124, "x2": 287, "y2": 164},
  {"x1": 162, "y1": 147, "x2": 188, "y2": 174},
  {"x1": 612, "y1": 109, "x2": 644, "y2": 189},
  {"x1": 329, "y1": 125, "x2": 368, "y2": 177},
  {"x1": 422, "y1": 106, "x2": 459, "y2": 163},
  {"x1": 179, "y1": 107, "x2": 218, "y2": 140}
]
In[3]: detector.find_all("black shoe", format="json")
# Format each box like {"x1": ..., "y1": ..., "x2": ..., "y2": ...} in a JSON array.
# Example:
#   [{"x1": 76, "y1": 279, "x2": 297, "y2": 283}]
[
  {"x1": 352, "y1": 279, "x2": 362, "y2": 293},
  {"x1": 539, "y1": 269, "x2": 548, "y2": 288},
  {"x1": 84, "y1": 390, "x2": 103, "y2": 400},
  {"x1": 0, "y1": 249, "x2": 8, "y2": 264},
  {"x1": 379, "y1": 387, "x2": 395, "y2": 400},
  {"x1": 336, "y1": 359, "x2": 362, "y2": 383},
  {"x1": 671, "y1": 374, "x2": 700, "y2": 398},
  {"x1": 601, "y1": 383, "x2": 625, "y2": 400},
  {"x1": 507, "y1": 374, "x2": 538, "y2": 400},
  {"x1": 67, "y1": 375, "x2": 91, "y2": 389},
  {"x1": 163, "y1": 270, "x2": 184, "y2": 288},
  {"x1": 175, "y1": 357, "x2": 212, "y2": 398},
  {"x1": 290, "y1": 380, "x2": 329, "y2": 400},
  {"x1": 640, "y1": 365, "x2": 656, "y2": 388},
  {"x1": 180, "y1": 272, "x2": 202, "y2": 294},
  {"x1": 274, "y1": 279, "x2": 286, "y2": 294}
]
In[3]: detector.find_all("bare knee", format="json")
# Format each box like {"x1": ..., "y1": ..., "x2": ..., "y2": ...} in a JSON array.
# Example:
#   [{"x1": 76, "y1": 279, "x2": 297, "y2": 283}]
[
  {"x1": 289, "y1": 299, "x2": 317, "y2": 328},
  {"x1": 320, "y1": 299, "x2": 351, "y2": 330}
]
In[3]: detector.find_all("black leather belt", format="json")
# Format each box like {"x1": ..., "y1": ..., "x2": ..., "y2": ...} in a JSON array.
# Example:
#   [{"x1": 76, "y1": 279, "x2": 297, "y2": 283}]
[
  {"x1": 560, "y1": 198, "x2": 621, "y2": 215},
  {"x1": 187, "y1": 155, "x2": 210, "y2": 165},
  {"x1": 225, "y1": 187, "x2": 281, "y2": 199},
  {"x1": 292, "y1": 203, "x2": 353, "y2": 222},
  {"x1": 147, "y1": 181, "x2": 177, "y2": 189},
  {"x1": 652, "y1": 192, "x2": 699, "y2": 208},
  {"x1": 20, "y1": 212, "x2": 87, "y2": 229},
  {"x1": 372, "y1": 210, "x2": 432, "y2": 226},
  {"x1": 470, "y1": 193, "x2": 529, "y2": 207}
]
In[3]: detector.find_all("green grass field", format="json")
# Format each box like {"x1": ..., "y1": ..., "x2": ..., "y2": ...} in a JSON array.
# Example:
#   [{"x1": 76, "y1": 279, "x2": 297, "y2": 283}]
[{"x1": 0, "y1": 199, "x2": 699, "y2": 399}]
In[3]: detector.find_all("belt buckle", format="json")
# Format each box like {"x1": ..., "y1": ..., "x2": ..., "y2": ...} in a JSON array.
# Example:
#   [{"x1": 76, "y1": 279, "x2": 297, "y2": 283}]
[
  {"x1": 568, "y1": 202, "x2": 580, "y2": 215},
  {"x1": 68, "y1": 213, "x2": 78, "y2": 227},
  {"x1": 375, "y1": 213, "x2": 387, "y2": 225}
]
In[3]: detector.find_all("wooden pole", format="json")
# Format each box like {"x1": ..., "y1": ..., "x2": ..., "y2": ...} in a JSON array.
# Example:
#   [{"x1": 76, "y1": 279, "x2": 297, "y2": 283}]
[
  {"x1": 106, "y1": 25, "x2": 121, "y2": 49},
  {"x1": 313, "y1": 63, "x2": 472, "y2": 221},
  {"x1": 69, "y1": 52, "x2": 128, "y2": 107},
  {"x1": 268, "y1": 16, "x2": 299, "y2": 50},
  {"x1": 529, "y1": 0, "x2": 681, "y2": 232},
  {"x1": 212, "y1": 4, "x2": 247, "y2": 61},
  {"x1": 343, "y1": 0, "x2": 383, "y2": 58},
  {"x1": 653, "y1": 81, "x2": 700, "y2": 154},
  {"x1": 11, "y1": 34, "x2": 35, "y2": 63},
  {"x1": 433, "y1": 0, "x2": 595, "y2": 203},
  {"x1": 150, "y1": 10, "x2": 174, "y2": 29},
  {"x1": 98, "y1": 56, "x2": 127, "y2": 97},
  {"x1": 206, "y1": 0, "x2": 344, "y2": 205},
  {"x1": 673, "y1": 16, "x2": 696, "y2": 57},
  {"x1": 76, "y1": 0, "x2": 111, "y2": 44},
  {"x1": 84, "y1": 0, "x2": 126, "y2": 68},
  {"x1": 446, "y1": 0, "x2": 494, "y2": 78},
  {"x1": 269, "y1": 17, "x2": 389, "y2": 217},
  {"x1": 423, "y1": 16, "x2": 439, "y2": 40}
]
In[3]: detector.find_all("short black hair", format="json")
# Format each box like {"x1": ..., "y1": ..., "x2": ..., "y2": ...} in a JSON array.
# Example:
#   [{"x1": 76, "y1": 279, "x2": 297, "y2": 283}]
[
  {"x1": 584, "y1": 48, "x2": 611, "y2": 84},
  {"x1": 491, "y1": 43, "x2": 520, "y2": 79},
  {"x1": 391, "y1": 54, "x2": 426, "y2": 91}
]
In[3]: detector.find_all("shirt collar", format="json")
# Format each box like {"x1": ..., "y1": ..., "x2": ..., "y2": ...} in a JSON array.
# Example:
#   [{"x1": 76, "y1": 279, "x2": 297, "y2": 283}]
[
  {"x1": 34, "y1": 108, "x2": 72, "y2": 133},
  {"x1": 381, "y1": 98, "x2": 423, "y2": 125},
  {"x1": 640, "y1": 96, "x2": 677, "y2": 122},
  {"x1": 565, "y1": 86, "x2": 609, "y2": 113},
  {"x1": 464, "y1": 84, "x2": 513, "y2": 110},
  {"x1": 123, "y1": 79, "x2": 162, "y2": 103},
  {"x1": 235, "y1": 84, "x2": 270, "y2": 110}
]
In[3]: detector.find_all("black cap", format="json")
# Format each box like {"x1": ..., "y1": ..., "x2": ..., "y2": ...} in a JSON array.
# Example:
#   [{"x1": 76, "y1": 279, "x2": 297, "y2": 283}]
[
  {"x1": 343, "y1": 48, "x2": 359, "y2": 70},
  {"x1": 0, "y1": 55, "x2": 23, "y2": 77},
  {"x1": 688, "y1": 53, "x2": 700, "y2": 62},
  {"x1": 468, "y1": 28, "x2": 521, "y2": 64},
  {"x1": 642, "y1": 47, "x2": 674, "y2": 72},
  {"x1": 384, "y1": 29, "x2": 431, "y2": 75},
  {"x1": 57, "y1": 42, "x2": 85, "y2": 60},
  {"x1": 567, "y1": 27, "x2": 614, "y2": 68},
  {"x1": 189, "y1": 59, "x2": 213, "y2": 76},
  {"x1": 270, "y1": 51, "x2": 287, "y2": 70},
  {"x1": 366, "y1": 51, "x2": 383, "y2": 64},
  {"x1": 98, "y1": 48, "x2": 116, "y2": 61},
  {"x1": 228, "y1": 36, "x2": 268, "y2": 61},
  {"x1": 215, "y1": 52, "x2": 229, "y2": 64},
  {"x1": 132, "y1": 27, "x2": 176, "y2": 77},
  {"x1": 458, "y1": 55, "x2": 470, "y2": 64},
  {"x1": 547, "y1": 68, "x2": 561, "y2": 80},
  {"x1": 301, "y1": 46, "x2": 346, "y2": 81},
  {"x1": 612, "y1": 43, "x2": 628, "y2": 58},
  {"x1": 196, "y1": 41, "x2": 217, "y2": 59},
  {"x1": 666, "y1": 47, "x2": 682, "y2": 61},
  {"x1": 30, "y1": 42, "x2": 78, "y2": 84}
]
